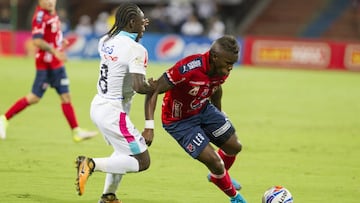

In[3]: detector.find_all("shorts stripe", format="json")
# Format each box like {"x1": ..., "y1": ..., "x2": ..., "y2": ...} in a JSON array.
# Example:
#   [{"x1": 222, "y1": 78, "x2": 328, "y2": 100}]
[
  {"x1": 119, "y1": 112, "x2": 141, "y2": 154},
  {"x1": 119, "y1": 112, "x2": 135, "y2": 143}
]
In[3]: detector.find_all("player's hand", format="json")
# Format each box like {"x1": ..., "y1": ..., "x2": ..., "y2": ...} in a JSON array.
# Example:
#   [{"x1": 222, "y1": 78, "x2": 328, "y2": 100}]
[
  {"x1": 62, "y1": 39, "x2": 69, "y2": 49},
  {"x1": 53, "y1": 49, "x2": 67, "y2": 62},
  {"x1": 147, "y1": 77, "x2": 157, "y2": 90},
  {"x1": 142, "y1": 128, "x2": 154, "y2": 146}
]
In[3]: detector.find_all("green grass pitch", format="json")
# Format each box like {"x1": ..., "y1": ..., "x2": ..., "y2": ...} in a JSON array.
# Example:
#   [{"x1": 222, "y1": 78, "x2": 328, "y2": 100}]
[{"x1": 0, "y1": 57, "x2": 359, "y2": 202}]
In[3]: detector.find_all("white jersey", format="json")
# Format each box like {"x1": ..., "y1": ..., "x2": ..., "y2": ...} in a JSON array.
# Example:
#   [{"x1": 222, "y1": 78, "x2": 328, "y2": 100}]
[
  {"x1": 90, "y1": 32, "x2": 149, "y2": 155},
  {"x1": 96, "y1": 33, "x2": 148, "y2": 101}
]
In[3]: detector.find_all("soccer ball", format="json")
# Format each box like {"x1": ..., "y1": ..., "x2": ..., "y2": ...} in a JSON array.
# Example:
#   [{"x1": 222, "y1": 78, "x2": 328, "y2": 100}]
[{"x1": 262, "y1": 185, "x2": 293, "y2": 203}]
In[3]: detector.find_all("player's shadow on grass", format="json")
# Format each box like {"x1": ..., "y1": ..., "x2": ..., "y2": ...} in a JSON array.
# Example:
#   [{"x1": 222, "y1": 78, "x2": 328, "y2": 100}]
[
  {"x1": 9, "y1": 193, "x2": 179, "y2": 203},
  {"x1": 121, "y1": 198, "x2": 179, "y2": 203}
]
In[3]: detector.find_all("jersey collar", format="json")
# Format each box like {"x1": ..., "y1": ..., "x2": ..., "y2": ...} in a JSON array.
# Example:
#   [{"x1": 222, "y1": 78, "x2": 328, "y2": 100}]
[
  {"x1": 119, "y1": 31, "x2": 138, "y2": 41},
  {"x1": 36, "y1": 6, "x2": 55, "y2": 16}
]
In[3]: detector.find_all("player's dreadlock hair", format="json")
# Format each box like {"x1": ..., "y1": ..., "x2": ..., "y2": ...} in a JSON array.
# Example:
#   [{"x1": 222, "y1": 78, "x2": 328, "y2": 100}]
[
  {"x1": 210, "y1": 35, "x2": 239, "y2": 55},
  {"x1": 106, "y1": 2, "x2": 141, "y2": 38}
]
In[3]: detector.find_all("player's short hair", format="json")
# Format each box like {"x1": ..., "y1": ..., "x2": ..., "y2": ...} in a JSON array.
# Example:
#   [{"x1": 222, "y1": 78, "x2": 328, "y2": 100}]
[
  {"x1": 106, "y1": 3, "x2": 141, "y2": 38},
  {"x1": 211, "y1": 35, "x2": 239, "y2": 55}
]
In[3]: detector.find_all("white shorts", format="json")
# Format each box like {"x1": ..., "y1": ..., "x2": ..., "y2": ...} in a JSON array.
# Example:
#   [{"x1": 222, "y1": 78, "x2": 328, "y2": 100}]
[{"x1": 90, "y1": 94, "x2": 147, "y2": 155}]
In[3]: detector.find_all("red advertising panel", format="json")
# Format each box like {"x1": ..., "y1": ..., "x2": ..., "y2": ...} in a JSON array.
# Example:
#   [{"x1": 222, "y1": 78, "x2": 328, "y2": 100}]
[
  {"x1": 344, "y1": 44, "x2": 360, "y2": 71},
  {"x1": 1, "y1": 31, "x2": 360, "y2": 72},
  {"x1": 0, "y1": 31, "x2": 32, "y2": 56},
  {"x1": 245, "y1": 37, "x2": 331, "y2": 69},
  {"x1": 243, "y1": 36, "x2": 360, "y2": 72},
  {"x1": 0, "y1": 31, "x2": 13, "y2": 55}
]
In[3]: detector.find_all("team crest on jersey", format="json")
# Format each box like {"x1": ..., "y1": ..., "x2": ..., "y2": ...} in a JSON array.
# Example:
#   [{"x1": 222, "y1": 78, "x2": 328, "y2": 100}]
[
  {"x1": 180, "y1": 58, "x2": 202, "y2": 74},
  {"x1": 36, "y1": 11, "x2": 44, "y2": 23},
  {"x1": 134, "y1": 56, "x2": 146, "y2": 67}
]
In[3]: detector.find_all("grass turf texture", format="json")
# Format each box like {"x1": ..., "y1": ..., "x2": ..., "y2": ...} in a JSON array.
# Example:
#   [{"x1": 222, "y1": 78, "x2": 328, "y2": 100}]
[{"x1": 0, "y1": 57, "x2": 359, "y2": 202}]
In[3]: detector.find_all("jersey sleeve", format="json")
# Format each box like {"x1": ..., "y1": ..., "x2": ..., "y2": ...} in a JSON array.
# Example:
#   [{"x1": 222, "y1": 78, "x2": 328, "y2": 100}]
[
  {"x1": 164, "y1": 60, "x2": 193, "y2": 86},
  {"x1": 128, "y1": 44, "x2": 148, "y2": 75},
  {"x1": 164, "y1": 57, "x2": 202, "y2": 86},
  {"x1": 32, "y1": 10, "x2": 45, "y2": 39}
]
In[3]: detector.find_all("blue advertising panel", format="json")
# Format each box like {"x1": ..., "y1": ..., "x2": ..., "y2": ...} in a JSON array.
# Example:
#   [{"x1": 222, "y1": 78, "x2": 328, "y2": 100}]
[
  {"x1": 141, "y1": 33, "x2": 212, "y2": 62},
  {"x1": 66, "y1": 33, "x2": 100, "y2": 59},
  {"x1": 65, "y1": 33, "x2": 244, "y2": 65}
]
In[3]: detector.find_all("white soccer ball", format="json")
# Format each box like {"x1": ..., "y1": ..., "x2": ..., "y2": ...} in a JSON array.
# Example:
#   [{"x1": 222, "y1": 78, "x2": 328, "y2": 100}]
[{"x1": 262, "y1": 185, "x2": 293, "y2": 203}]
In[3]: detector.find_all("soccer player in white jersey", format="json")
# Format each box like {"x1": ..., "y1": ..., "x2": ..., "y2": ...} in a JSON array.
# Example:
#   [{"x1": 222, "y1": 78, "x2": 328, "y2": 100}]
[{"x1": 75, "y1": 3, "x2": 155, "y2": 203}]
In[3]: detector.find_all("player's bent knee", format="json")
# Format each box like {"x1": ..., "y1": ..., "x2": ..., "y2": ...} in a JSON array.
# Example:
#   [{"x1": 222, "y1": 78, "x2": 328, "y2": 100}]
[
  {"x1": 235, "y1": 142, "x2": 243, "y2": 153},
  {"x1": 221, "y1": 137, "x2": 243, "y2": 155},
  {"x1": 229, "y1": 143, "x2": 242, "y2": 155},
  {"x1": 210, "y1": 159, "x2": 226, "y2": 175},
  {"x1": 204, "y1": 154, "x2": 225, "y2": 174},
  {"x1": 138, "y1": 159, "x2": 150, "y2": 171},
  {"x1": 134, "y1": 150, "x2": 151, "y2": 171}
]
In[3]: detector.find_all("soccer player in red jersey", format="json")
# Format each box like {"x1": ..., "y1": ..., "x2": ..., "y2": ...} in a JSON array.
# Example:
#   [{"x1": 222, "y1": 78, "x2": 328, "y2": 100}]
[
  {"x1": 0, "y1": 0, "x2": 97, "y2": 142},
  {"x1": 146, "y1": 35, "x2": 247, "y2": 203}
]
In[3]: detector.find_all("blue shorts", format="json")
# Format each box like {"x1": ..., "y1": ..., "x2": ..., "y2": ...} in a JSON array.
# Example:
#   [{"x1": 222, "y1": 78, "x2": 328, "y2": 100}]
[
  {"x1": 31, "y1": 67, "x2": 70, "y2": 98},
  {"x1": 163, "y1": 102, "x2": 235, "y2": 158}
]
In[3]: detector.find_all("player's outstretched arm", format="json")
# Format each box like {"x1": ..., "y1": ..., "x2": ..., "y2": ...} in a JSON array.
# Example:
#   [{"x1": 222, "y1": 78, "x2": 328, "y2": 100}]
[
  {"x1": 33, "y1": 38, "x2": 67, "y2": 62},
  {"x1": 143, "y1": 91, "x2": 155, "y2": 146},
  {"x1": 132, "y1": 72, "x2": 157, "y2": 146},
  {"x1": 142, "y1": 75, "x2": 172, "y2": 146},
  {"x1": 146, "y1": 74, "x2": 173, "y2": 119},
  {"x1": 131, "y1": 73, "x2": 154, "y2": 94}
]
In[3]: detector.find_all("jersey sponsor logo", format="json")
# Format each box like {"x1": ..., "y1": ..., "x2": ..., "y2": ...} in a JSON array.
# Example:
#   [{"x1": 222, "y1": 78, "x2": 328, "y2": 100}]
[
  {"x1": 101, "y1": 44, "x2": 118, "y2": 61},
  {"x1": 103, "y1": 54, "x2": 118, "y2": 61},
  {"x1": 101, "y1": 43, "x2": 114, "y2": 54},
  {"x1": 190, "y1": 98, "x2": 208, "y2": 110},
  {"x1": 172, "y1": 100, "x2": 183, "y2": 118},
  {"x1": 188, "y1": 85, "x2": 211, "y2": 109},
  {"x1": 188, "y1": 86, "x2": 200, "y2": 96},
  {"x1": 180, "y1": 58, "x2": 202, "y2": 74}
]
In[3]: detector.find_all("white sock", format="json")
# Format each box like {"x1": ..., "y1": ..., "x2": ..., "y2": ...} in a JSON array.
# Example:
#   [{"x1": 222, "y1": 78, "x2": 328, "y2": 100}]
[
  {"x1": 93, "y1": 154, "x2": 139, "y2": 174},
  {"x1": 103, "y1": 173, "x2": 123, "y2": 194}
]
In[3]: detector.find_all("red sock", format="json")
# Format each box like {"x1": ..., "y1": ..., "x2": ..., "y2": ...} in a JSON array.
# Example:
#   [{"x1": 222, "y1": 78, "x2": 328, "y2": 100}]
[
  {"x1": 210, "y1": 170, "x2": 237, "y2": 197},
  {"x1": 61, "y1": 103, "x2": 78, "y2": 129},
  {"x1": 5, "y1": 97, "x2": 29, "y2": 120},
  {"x1": 218, "y1": 149, "x2": 236, "y2": 170}
]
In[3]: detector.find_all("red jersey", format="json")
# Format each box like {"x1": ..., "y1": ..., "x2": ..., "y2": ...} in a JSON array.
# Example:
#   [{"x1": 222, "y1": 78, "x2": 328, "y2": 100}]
[
  {"x1": 32, "y1": 6, "x2": 63, "y2": 70},
  {"x1": 162, "y1": 51, "x2": 228, "y2": 125}
]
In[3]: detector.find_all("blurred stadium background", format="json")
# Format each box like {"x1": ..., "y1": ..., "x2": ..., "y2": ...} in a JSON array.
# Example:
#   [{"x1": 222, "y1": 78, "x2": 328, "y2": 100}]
[
  {"x1": 1, "y1": 0, "x2": 360, "y2": 71},
  {"x1": 1, "y1": 1, "x2": 360, "y2": 202}
]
